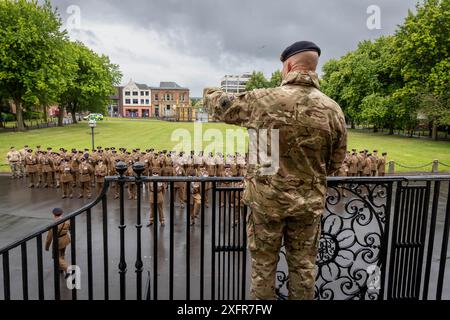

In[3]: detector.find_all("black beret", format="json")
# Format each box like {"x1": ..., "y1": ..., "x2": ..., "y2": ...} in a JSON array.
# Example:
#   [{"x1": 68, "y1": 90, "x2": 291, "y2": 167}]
[
  {"x1": 280, "y1": 41, "x2": 321, "y2": 62},
  {"x1": 52, "y1": 208, "x2": 63, "y2": 216}
]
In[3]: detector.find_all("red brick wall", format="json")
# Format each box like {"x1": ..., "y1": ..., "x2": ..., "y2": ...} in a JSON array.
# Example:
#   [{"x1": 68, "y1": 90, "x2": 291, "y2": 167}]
[{"x1": 151, "y1": 89, "x2": 190, "y2": 105}]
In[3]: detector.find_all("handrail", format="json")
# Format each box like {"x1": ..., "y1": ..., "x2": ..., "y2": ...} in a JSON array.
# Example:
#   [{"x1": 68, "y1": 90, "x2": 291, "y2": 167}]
[
  {"x1": 0, "y1": 175, "x2": 241, "y2": 254},
  {"x1": 2, "y1": 174, "x2": 450, "y2": 254},
  {"x1": 0, "y1": 178, "x2": 110, "y2": 254}
]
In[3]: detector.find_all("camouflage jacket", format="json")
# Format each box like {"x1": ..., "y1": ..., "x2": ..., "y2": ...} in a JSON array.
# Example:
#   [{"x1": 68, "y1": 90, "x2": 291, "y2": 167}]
[{"x1": 204, "y1": 70, "x2": 347, "y2": 217}]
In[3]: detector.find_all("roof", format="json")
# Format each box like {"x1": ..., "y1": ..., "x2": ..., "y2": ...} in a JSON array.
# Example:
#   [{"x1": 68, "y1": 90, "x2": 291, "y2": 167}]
[
  {"x1": 136, "y1": 83, "x2": 150, "y2": 90},
  {"x1": 150, "y1": 82, "x2": 189, "y2": 90}
]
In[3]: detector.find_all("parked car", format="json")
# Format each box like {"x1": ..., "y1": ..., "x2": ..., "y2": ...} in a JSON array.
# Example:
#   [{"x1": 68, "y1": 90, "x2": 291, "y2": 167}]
[{"x1": 83, "y1": 113, "x2": 104, "y2": 121}]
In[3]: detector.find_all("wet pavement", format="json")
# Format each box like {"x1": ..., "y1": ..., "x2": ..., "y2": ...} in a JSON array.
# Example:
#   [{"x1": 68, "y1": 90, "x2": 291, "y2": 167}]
[
  {"x1": 0, "y1": 176, "x2": 250, "y2": 300},
  {"x1": 0, "y1": 175, "x2": 449, "y2": 300}
]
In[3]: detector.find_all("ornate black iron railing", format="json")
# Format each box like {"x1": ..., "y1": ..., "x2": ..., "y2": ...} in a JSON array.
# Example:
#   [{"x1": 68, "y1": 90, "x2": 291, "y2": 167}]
[{"x1": 0, "y1": 166, "x2": 449, "y2": 300}]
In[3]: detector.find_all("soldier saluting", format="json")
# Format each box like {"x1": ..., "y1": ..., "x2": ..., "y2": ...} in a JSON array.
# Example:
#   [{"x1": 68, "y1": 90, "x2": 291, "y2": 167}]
[{"x1": 204, "y1": 41, "x2": 347, "y2": 300}]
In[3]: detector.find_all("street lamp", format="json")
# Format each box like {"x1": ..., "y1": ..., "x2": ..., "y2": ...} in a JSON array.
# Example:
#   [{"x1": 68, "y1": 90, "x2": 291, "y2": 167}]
[{"x1": 88, "y1": 119, "x2": 97, "y2": 150}]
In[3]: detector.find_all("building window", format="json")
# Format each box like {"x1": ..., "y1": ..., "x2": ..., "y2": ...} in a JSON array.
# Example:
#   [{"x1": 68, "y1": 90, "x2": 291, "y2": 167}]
[
  {"x1": 145, "y1": 91, "x2": 149, "y2": 96},
  {"x1": 125, "y1": 91, "x2": 130, "y2": 96},
  {"x1": 145, "y1": 99, "x2": 150, "y2": 104},
  {"x1": 133, "y1": 99, "x2": 138, "y2": 104},
  {"x1": 154, "y1": 94, "x2": 159, "y2": 101},
  {"x1": 125, "y1": 99, "x2": 131, "y2": 104},
  {"x1": 165, "y1": 93, "x2": 173, "y2": 101},
  {"x1": 180, "y1": 93, "x2": 186, "y2": 102},
  {"x1": 166, "y1": 105, "x2": 171, "y2": 110},
  {"x1": 133, "y1": 91, "x2": 138, "y2": 96},
  {"x1": 141, "y1": 99, "x2": 145, "y2": 104},
  {"x1": 140, "y1": 91, "x2": 145, "y2": 96}
]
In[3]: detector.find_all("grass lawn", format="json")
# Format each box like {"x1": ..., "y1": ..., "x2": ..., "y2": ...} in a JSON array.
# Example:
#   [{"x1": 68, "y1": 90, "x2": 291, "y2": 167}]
[{"x1": 1, "y1": 118, "x2": 449, "y2": 173}]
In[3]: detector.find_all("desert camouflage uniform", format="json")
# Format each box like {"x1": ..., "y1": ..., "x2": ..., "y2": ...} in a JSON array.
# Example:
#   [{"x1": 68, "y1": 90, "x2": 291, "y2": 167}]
[
  {"x1": 204, "y1": 70, "x2": 347, "y2": 300},
  {"x1": 377, "y1": 155, "x2": 387, "y2": 176},
  {"x1": 6, "y1": 149, "x2": 22, "y2": 178}
]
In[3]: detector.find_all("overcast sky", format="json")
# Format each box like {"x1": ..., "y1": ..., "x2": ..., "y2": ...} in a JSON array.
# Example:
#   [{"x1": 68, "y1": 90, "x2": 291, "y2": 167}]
[{"x1": 50, "y1": 0, "x2": 418, "y2": 96}]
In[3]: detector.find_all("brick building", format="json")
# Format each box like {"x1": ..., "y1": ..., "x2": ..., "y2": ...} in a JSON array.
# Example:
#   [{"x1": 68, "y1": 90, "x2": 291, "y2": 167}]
[
  {"x1": 150, "y1": 82, "x2": 190, "y2": 118},
  {"x1": 111, "y1": 80, "x2": 190, "y2": 118}
]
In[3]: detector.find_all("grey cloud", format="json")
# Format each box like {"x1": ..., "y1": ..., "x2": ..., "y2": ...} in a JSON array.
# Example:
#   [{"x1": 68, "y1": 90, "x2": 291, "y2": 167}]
[
  {"x1": 54, "y1": 0, "x2": 416, "y2": 57},
  {"x1": 51, "y1": 0, "x2": 418, "y2": 94}
]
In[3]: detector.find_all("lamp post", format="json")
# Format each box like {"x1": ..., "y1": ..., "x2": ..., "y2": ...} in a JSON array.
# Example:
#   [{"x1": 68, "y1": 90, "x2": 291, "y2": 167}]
[{"x1": 88, "y1": 119, "x2": 97, "y2": 150}]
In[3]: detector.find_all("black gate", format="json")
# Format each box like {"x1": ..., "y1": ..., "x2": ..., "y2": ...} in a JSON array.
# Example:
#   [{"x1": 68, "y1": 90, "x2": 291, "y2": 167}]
[{"x1": 0, "y1": 168, "x2": 449, "y2": 300}]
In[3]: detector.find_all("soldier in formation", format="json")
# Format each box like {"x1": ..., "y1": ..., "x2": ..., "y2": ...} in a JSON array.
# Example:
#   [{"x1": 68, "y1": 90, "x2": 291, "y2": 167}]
[
  {"x1": 335, "y1": 149, "x2": 388, "y2": 177},
  {"x1": 6, "y1": 147, "x2": 22, "y2": 179}
]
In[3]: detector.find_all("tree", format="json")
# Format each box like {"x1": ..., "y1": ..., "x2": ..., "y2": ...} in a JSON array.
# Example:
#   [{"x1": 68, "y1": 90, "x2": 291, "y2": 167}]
[
  {"x1": 0, "y1": 0, "x2": 68, "y2": 131},
  {"x1": 58, "y1": 41, "x2": 122, "y2": 124},
  {"x1": 321, "y1": 36, "x2": 408, "y2": 133},
  {"x1": 269, "y1": 70, "x2": 282, "y2": 87},
  {"x1": 193, "y1": 99, "x2": 203, "y2": 110},
  {"x1": 395, "y1": 0, "x2": 450, "y2": 139},
  {"x1": 245, "y1": 71, "x2": 269, "y2": 91},
  {"x1": 416, "y1": 92, "x2": 450, "y2": 139}
]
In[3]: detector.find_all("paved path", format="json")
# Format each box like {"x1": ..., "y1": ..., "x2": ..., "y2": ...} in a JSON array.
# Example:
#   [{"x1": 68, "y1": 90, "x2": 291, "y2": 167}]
[{"x1": 0, "y1": 176, "x2": 449, "y2": 300}]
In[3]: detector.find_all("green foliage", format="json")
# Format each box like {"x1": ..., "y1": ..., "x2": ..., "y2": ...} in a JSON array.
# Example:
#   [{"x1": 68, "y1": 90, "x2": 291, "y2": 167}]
[
  {"x1": 0, "y1": 0, "x2": 68, "y2": 130},
  {"x1": 1, "y1": 112, "x2": 16, "y2": 122},
  {"x1": 0, "y1": 0, "x2": 122, "y2": 129},
  {"x1": 190, "y1": 97, "x2": 201, "y2": 105},
  {"x1": 193, "y1": 99, "x2": 203, "y2": 109},
  {"x1": 245, "y1": 71, "x2": 270, "y2": 90},
  {"x1": 395, "y1": 0, "x2": 450, "y2": 97},
  {"x1": 23, "y1": 111, "x2": 43, "y2": 120},
  {"x1": 321, "y1": 0, "x2": 449, "y2": 136},
  {"x1": 269, "y1": 70, "x2": 282, "y2": 87},
  {"x1": 245, "y1": 70, "x2": 282, "y2": 91},
  {"x1": 58, "y1": 41, "x2": 122, "y2": 122},
  {"x1": 1, "y1": 119, "x2": 450, "y2": 173}
]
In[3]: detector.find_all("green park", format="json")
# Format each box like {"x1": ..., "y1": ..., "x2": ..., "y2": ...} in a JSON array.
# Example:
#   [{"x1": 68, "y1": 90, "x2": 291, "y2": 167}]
[
  {"x1": 1, "y1": 117, "x2": 450, "y2": 173},
  {"x1": 1, "y1": 0, "x2": 449, "y2": 177},
  {"x1": 1, "y1": 0, "x2": 450, "y2": 305}
]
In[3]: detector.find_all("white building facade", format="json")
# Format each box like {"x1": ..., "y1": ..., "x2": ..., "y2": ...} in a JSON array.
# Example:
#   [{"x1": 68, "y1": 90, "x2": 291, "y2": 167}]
[
  {"x1": 220, "y1": 72, "x2": 252, "y2": 94},
  {"x1": 122, "y1": 79, "x2": 152, "y2": 118}
]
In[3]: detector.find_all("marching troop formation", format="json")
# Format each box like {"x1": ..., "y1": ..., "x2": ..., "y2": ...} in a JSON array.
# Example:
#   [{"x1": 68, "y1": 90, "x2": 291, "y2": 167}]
[
  {"x1": 5, "y1": 145, "x2": 387, "y2": 226},
  {"x1": 6, "y1": 145, "x2": 247, "y2": 226},
  {"x1": 336, "y1": 149, "x2": 388, "y2": 177}
]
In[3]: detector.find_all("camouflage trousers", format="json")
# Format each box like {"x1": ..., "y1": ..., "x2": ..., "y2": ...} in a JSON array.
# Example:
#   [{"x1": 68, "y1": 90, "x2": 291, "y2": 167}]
[
  {"x1": 9, "y1": 162, "x2": 21, "y2": 178},
  {"x1": 247, "y1": 208, "x2": 321, "y2": 300}
]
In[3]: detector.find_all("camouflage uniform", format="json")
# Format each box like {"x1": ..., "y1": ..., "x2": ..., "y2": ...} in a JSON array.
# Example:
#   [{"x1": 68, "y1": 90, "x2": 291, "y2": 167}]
[
  {"x1": 377, "y1": 154, "x2": 387, "y2": 176},
  {"x1": 204, "y1": 70, "x2": 347, "y2": 300},
  {"x1": 6, "y1": 149, "x2": 22, "y2": 178}
]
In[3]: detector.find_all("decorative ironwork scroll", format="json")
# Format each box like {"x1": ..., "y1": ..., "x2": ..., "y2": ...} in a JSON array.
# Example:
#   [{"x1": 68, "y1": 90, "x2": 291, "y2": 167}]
[{"x1": 276, "y1": 181, "x2": 389, "y2": 300}]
